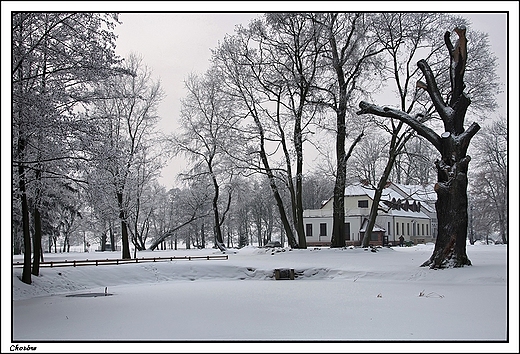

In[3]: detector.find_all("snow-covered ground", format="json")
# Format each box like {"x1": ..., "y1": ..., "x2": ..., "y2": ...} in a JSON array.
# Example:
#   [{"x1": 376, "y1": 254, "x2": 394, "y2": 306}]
[{"x1": 5, "y1": 243, "x2": 518, "y2": 353}]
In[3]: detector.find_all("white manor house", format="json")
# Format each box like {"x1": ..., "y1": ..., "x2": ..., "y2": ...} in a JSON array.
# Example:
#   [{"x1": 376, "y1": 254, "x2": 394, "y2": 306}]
[{"x1": 303, "y1": 182, "x2": 438, "y2": 247}]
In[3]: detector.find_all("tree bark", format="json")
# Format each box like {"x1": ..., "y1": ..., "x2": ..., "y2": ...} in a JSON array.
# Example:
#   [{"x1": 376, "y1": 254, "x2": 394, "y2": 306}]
[
  {"x1": 18, "y1": 135, "x2": 32, "y2": 284},
  {"x1": 330, "y1": 62, "x2": 348, "y2": 248},
  {"x1": 331, "y1": 132, "x2": 364, "y2": 247},
  {"x1": 109, "y1": 225, "x2": 115, "y2": 251},
  {"x1": 422, "y1": 153, "x2": 471, "y2": 267},
  {"x1": 32, "y1": 191, "x2": 42, "y2": 276},
  {"x1": 201, "y1": 223, "x2": 206, "y2": 249},
  {"x1": 117, "y1": 191, "x2": 131, "y2": 259},
  {"x1": 210, "y1": 171, "x2": 226, "y2": 252},
  {"x1": 331, "y1": 123, "x2": 346, "y2": 248}
]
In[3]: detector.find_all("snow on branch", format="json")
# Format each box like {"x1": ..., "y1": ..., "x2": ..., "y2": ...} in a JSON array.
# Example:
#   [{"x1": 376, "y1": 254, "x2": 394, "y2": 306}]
[{"x1": 357, "y1": 101, "x2": 442, "y2": 153}]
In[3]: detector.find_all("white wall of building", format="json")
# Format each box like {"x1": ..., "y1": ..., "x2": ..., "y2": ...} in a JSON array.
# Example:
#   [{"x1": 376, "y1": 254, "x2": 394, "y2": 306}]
[{"x1": 303, "y1": 183, "x2": 435, "y2": 246}]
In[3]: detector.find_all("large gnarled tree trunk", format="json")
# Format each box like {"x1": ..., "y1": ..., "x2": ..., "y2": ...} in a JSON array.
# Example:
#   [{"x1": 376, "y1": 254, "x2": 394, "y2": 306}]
[{"x1": 358, "y1": 27, "x2": 479, "y2": 268}]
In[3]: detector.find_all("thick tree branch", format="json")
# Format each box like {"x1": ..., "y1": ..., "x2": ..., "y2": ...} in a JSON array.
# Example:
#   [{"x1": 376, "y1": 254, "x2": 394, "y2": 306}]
[
  {"x1": 457, "y1": 121, "x2": 481, "y2": 155},
  {"x1": 446, "y1": 27, "x2": 468, "y2": 104},
  {"x1": 357, "y1": 101, "x2": 442, "y2": 153},
  {"x1": 345, "y1": 131, "x2": 364, "y2": 163},
  {"x1": 453, "y1": 92, "x2": 471, "y2": 135},
  {"x1": 417, "y1": 59, "x2": 454, "y2": 126}
]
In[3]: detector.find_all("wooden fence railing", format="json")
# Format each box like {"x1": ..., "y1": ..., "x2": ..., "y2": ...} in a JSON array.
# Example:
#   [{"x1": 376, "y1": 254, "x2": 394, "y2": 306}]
[{"x1": 12, "y1": 254, "x2": 228, "y2": 268}]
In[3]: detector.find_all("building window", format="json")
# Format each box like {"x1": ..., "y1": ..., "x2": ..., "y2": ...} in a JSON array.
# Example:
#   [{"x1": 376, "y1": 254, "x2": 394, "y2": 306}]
[
  {"x1": 358, "y1": 200, "x2": 368, "y2": 208},
  {"x1": 370, "y1": 232, "x2": 378, "y2": 241},
  {"x1": 407, "y1": 223, "x2": 410, "y2": 236},
  {"x1": 344, "y1": 223, "x2": 350, "y2": 240},
  {"x1": 422, "y1": 224, "x2": 424, "y2": 236},
  {"x1": 402, "y1": 223, "x2": 405, "y2": 236},
  {"x1": 388, "y1": 222, "x2": 391, "y2": 237},
  {"x1": 319, "y1": 223, "x2": 327, "y2": 236},
  {"x1": 306, "y1": 224, "x2": 313, "y2": 237},
  {"x1": 396, "y1": 222, "x2": 399, "y2": 235},
  {"x1": 426, "y1": 224, "x2": 429, "y2": 235}
]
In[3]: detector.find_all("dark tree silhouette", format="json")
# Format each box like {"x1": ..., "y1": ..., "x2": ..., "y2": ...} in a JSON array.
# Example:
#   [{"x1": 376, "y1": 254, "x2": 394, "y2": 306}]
[{"x1": 358, "y1": 27, "x2": 479, "y2": 268}]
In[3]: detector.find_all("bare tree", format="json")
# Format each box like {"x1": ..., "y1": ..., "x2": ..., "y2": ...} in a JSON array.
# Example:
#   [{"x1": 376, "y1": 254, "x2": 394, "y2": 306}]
[
  {"x1": 357, "y1": 13, "x2": 453, "y2": 248},
  {"x1": 149, "y1": 181, "x2": 212, "y2": 251},
  {"x1": 212, "y1": 27, "x2": 300, "y2": 248},
  {"x1": 358, "y1": 26, "x2": 480, "y2": 268},
  {"x1": 391, "y1": 136, "x2": 437, "y2": 185},
  {"x1": 253, "y1": 13, "x2": 328, "y2": 248},
  {"x1": 301, "y1": 172, "x2": 335, "y2": 210},
  {"x1": 174, "y1": 71, "x2": 240, "y2": 252},
  {"x1": 470, "y1": 116, "x2": 507, "y2": 244},
  {"x1": 310, "y1": 13, "x2": 382, "y2": 248},
  {"x1": 87, "y1": 53, "x2": 163, "y2": 259},
  {"x1": 348, "y1": 131, "x2": 389, "y2": 185},
  {"x1": 126, "y1": 148, "x2": 163, "y2": 252},
  {"x1": 210, "y1": 14, "x2": 330, "y2": 248},
  {"x1": 357, "y1": 14, "x2": 500, "y2": 249}
]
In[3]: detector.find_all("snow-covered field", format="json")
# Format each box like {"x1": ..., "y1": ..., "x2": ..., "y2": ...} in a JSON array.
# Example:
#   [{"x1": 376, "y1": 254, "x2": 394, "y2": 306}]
[{"x1": 5, "y1": 243, "x2": 518, "y2": 353}]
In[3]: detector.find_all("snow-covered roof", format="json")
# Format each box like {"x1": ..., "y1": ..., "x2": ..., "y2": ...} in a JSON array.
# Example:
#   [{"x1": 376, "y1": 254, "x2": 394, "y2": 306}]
[
  {"x1": 388, "y1": 208, "x2": 430, "y2": 218},
  {"x1": 360, "y1": 219, "x2": 386, "y2": 232},
  {"x1": 390, "y1": 183, "x2": 436, "y2": 202},
  {"x1": 344, "y1": 182, "x2": 417, "y2": 203},
  {"x1": 318, "y1": 182, "x2": 436, "y2": 216},
  {"x1": 343, "y1": 183, "x2": 373, "y2": 197},
  {"x1": 388, "y1": 182, "x2": 436, "y2": 213},
  {"x1": 341, "y1": 182, "x2": 433, "y2": 217}
]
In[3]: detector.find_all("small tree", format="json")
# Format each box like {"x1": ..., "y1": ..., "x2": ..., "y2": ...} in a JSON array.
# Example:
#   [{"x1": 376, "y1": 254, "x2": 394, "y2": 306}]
[
  {"x1": 88, "y1": 53, "x2": 163, "y2": 259},
  {"x1": 470, "y1": 116, "x2": 507, "y2": 244},
  {"x1": 174, "y1": 71, "x2": 239, "y2": 252},
  {"x1": 358, "y1": 27, "x2": 479, "y2": 268}
]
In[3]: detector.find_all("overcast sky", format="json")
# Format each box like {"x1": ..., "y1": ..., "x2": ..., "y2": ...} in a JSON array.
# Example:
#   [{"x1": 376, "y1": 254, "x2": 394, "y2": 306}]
[
  {"x1": 2, "y1": 4, "x2": 518, "y2": 191},
  {"x1": 111, "y1": 11, "x2": 511, "y2": 188},
  {"x1": 113, "y1": 12, "x2": 509, "y2": 127},
  {"x1": 114, "y1": 13, "x2": 260, "y2": 134}
]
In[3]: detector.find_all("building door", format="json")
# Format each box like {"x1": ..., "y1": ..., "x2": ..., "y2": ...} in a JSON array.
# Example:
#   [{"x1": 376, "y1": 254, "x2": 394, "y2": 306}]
[
  {"x1": 344, "y1": 222, "x2": 350, "y2": 241},
  {"x1": 319, "y1": 223, "x2": 327, "y2": 241}
]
